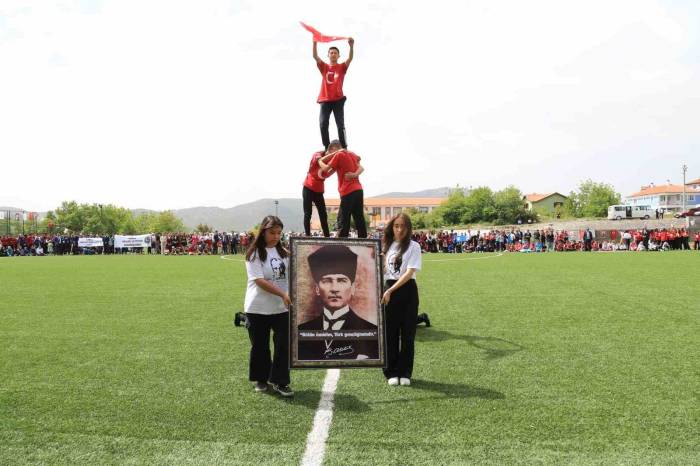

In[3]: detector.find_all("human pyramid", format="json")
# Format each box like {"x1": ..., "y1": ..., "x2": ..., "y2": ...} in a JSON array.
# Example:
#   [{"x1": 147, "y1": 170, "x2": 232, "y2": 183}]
[
  {"x1": 301, "y1": 23, "x2": 366, "y2": 238},
  {"x1": 242, "y1": 24, "x2": 423, "y2": 399}
]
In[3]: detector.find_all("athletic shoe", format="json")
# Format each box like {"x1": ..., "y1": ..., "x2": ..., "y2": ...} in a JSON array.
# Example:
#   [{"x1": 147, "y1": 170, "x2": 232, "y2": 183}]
[
  {"x1": 272, "y1": 384, "x2": 294, "y2": 397},
  {"x1": 254, "y1": 382, "x2": 268, "y2": 392},
  {"x1": 387, "y1": 377, "x2": 399, "y2": 386},
  {"x1": 399, "y1": 378, "x2": 411, "y2": 386},
  {"x1": 423, "y1": 313, "x2": 431, "y2": 328}
]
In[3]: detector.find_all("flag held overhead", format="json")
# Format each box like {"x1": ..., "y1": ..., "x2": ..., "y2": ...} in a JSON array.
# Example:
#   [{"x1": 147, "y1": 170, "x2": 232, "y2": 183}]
[{"x1": 300, "y1": 22, "x2": 348, "y2": 43}]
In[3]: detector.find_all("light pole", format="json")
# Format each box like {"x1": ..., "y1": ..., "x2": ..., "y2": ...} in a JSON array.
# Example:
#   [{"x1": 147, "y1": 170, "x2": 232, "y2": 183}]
[
  {"x1": 682, "y1": 164, "x2": 687, "y2": 213},
  {"x1": 274, "y1": 200, "x2": 279, "y2": 217},
  {"x1": 682, "y1": 163, "x2": 688, "y2": 227}
]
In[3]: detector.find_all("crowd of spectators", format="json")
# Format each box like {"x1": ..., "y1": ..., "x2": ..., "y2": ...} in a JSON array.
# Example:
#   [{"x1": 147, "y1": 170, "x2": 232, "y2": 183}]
[
  {"x1": 2, "y1": 227, "x2": 698, "y2": 257},
  {"x1": 410, "y1": 227, "x2": 699, "y2": 253},
  {"x1": 0, "y1": 231, "x2": 256, "y2": 257},
  {"x1": 156, "y1": 232, "x2": 255, "y2": 255}
]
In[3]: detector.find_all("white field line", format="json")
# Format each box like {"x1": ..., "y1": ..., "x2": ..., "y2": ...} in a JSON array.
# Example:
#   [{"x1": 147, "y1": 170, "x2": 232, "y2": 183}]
[
  {"x1": 220, "y1": 255, "x2": 244, "y2": 262},
  {"x1": 300, "y1": 368, "x2": 341, "y2": 466}
]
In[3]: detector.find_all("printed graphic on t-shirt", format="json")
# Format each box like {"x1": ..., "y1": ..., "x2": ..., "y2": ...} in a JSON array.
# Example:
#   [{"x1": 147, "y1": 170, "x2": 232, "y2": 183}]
[
  {"x1": 270, "y1": 257, "x2": 286, "y2": 280},
  {"x1": 387, "y1": 251, "x2": 402, "y2": 275},
  {"x1": 325, "y1": 70, "x2": 339, "y2": 84}
]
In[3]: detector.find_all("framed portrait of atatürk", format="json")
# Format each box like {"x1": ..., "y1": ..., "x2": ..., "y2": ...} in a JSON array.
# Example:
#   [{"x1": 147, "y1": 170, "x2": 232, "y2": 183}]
[{"x1": 289, "y1": 237, "x2": 385, "y2": 368}]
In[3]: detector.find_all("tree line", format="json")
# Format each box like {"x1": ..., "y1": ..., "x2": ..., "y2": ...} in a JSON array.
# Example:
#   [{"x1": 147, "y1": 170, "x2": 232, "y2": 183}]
[
  {"x1": 406, "y1": 180, "x2": 620, "y2": 228},
  {"x1": 5, "y1": 201, "x2": 187, "y2": 235},
  {"x1": 4, "y1": 180, "x2": 620, "y2": 235}
]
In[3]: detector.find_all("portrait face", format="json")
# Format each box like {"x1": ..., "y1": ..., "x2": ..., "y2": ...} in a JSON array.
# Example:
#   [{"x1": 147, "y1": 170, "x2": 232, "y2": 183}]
[{"x1": 315, "y1": 274, "x2": 355, "y2": 311}]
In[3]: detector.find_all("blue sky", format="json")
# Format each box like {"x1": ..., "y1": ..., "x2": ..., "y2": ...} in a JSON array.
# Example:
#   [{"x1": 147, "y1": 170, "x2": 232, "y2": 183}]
[{"x1": 1, "y1": 0, "x2": 699, "y2": 211}]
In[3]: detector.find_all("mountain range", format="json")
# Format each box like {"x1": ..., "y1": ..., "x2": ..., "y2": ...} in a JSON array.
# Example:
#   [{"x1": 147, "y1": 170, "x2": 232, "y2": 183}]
[{"x1": 1, "y1": 187, "x2": 455, "y2": 232}]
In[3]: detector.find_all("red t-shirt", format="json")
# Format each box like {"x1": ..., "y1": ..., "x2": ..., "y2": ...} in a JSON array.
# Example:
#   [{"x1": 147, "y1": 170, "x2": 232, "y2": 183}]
[
  {"x1": 328, "y1": 150, "x2": 362, "y2": 197},
  {"x1": 317, "y1": 62, "x2": 348, "y2": 103},
  {"x1": 303, "y1": 151, "x2": 332, "y2": 193}
]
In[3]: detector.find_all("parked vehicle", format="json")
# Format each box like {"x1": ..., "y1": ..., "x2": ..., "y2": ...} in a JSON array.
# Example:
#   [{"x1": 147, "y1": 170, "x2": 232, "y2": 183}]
[
  {"x1": 607, "y1": 205, "x2": 653, "y2": 220},
  {"x1": 674, "y1": 207, "x2": 700, "y2": 218}
]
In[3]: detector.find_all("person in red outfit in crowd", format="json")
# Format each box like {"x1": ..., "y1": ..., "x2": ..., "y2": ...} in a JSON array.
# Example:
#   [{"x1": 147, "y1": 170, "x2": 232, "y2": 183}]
[
  {"x1": 694, "y1": 231, "x2": 700, "y2": 250},
  {"x1": 313, "y1": 37, "x2": 354, "y2": 150},
  {"x1": 680, "y1": 228, "x2": 690, "y2": 250}
]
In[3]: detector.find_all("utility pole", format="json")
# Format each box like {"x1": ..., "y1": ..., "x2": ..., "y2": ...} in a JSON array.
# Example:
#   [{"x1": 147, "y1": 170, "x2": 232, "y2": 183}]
[{"x1": 274, "y1": 200, "x2": 279, "y2": 217}]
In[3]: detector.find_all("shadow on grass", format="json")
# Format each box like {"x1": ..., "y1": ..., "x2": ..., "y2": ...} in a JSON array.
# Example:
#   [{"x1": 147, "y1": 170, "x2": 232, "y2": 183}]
[
  {"x1": 287, "y1": 390, "x2": 370, "y2": 413},
  {"x1": 369, "y1": 379, "x2": 505, "y2": 405},
  {"x1": 416, "y1": 328, "x2": 525, "y2": 360}
]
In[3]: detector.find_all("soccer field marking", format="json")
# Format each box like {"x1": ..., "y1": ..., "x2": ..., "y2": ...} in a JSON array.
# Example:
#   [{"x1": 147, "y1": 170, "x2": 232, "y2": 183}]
[
  {"x1": 301, "y1": 368, "x2": 340, "y2": 466},
  {"x1": 219, "y1": 255, "x2": 245, "y2": 262},
  {"x1": 423, "y1": 253, "x2": 504, "y2": 262}
]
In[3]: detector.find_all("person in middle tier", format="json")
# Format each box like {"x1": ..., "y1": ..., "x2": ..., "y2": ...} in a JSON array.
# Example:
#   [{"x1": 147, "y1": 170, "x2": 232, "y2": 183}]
[
  {"x1": 303, "y1": 150, "x2": 336, "y2": 237},
  {"x1": 318, "y1": 140, "x2": 366, "y2": 238}
]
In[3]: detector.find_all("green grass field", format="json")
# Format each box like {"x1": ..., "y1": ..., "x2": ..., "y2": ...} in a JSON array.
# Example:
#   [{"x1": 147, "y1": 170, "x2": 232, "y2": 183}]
[{"x1": 1, "y1": 252, "x2": 698, "y2": 465}]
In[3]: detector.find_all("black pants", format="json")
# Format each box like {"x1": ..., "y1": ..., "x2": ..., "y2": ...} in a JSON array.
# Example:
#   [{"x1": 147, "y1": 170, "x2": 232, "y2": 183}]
[
  {"x1": 246, "y1": 312, "x2": 290, "y2": 385},
  {"x1": 303, "y1": 186, "x2": 330, "y2": 237},
  {"x1": 319, "y1": 96, "x2": 347, "y2": 150},
  {"x1": 338, "y1": 189, "x2": 367, "y2": 238},
  {"x1": 383, "y1": 279, "x2": 419, "y2": 379}
]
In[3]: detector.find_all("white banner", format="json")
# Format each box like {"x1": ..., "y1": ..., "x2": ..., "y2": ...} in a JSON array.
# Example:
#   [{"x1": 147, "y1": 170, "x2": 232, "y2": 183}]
[
  {"x1": 78, "y1": 237, "x2": 104, "y2": 248},
  {"x1": 0, "y1": 211, "x2": 5, "y2": 220},
  {"x1": 115, "y1": 234, "x2": 151, "y2": 248}
]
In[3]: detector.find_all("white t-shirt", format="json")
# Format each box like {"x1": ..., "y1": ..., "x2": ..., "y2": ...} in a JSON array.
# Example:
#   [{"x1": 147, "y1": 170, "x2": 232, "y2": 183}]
[
  {"x1": 244, "y1": 247, "x2": 289, "y2": 315},
  {"x1": 384, "y1": 240, "x2": 422, "y2": 281}
]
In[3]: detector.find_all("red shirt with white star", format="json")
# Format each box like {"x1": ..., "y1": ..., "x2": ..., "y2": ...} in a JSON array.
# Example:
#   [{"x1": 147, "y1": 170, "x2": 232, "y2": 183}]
[{"x1": 317, "y1": 62, "x2": 348, "y2": 103}]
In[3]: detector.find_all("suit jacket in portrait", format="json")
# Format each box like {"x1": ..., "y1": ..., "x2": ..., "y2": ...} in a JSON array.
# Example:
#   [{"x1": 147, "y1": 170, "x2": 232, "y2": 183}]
[{"x1": 297, "y1": 309, "x2": 379, "y2": 361}]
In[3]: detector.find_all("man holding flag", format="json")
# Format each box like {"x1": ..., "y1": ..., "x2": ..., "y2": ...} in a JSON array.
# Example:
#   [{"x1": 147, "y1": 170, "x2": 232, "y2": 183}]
[{"x1": 309, "y1": 27, "x2": 354, "y2": 151}]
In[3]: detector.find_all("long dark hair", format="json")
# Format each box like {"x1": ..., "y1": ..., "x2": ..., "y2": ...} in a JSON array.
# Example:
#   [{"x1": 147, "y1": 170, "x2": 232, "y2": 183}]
[
  {"x1": 245, "y1": 215, "x2": 288, "y2": 262},
  {"x1": 382, "y1": 213, "x2": 413, "y2": 260}
]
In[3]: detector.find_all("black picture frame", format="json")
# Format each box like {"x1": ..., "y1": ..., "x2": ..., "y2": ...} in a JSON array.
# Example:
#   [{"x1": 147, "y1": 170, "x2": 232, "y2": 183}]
[{"x1": 289, "y1": 237, "x2": 385, "y2": 368}]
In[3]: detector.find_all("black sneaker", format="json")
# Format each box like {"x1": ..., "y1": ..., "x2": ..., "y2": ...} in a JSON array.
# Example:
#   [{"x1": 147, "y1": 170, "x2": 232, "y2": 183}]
[
  {"x1": 254, "y1": 382, "x2": 267, "y2": 392},
  {"x1": 417, "y1": 313, "x2": 431, "y2": 327},
  {"x1": 234, "y1": 312, "x2": 247, "y2": 327},
  {"x1": 272, "y1": 384, "x2": 294, "y2": 397}
]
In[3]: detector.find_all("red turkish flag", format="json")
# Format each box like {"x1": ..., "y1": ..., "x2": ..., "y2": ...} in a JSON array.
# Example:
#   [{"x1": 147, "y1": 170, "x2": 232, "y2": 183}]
[{"x1": 300, "y1": 22, "x2": 348, "y2": 43}]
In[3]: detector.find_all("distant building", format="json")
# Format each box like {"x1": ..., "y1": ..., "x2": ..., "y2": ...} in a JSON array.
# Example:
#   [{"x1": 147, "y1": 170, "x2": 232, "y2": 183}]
[
  {"x1": 311, "y1": 197, "x2": 446, "y2": 230},
  {"x1": 522, "y1": 193, "x2": 568, "y2": 214},
  {"x1": 626, "y1": 184, "x2": 700, "y2": 211},
  {"x1": 686, "y1": 177, "x2": 700, "y2": 190}
]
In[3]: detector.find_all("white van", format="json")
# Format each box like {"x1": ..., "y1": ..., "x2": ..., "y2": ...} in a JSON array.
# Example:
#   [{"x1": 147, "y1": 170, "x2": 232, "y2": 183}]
[{"x1": 607, "y1": 205, "x2": 653, "y2": 220}]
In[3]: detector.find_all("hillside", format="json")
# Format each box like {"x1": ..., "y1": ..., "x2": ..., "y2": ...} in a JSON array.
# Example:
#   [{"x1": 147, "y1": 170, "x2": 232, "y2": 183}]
[
  {"x1": 170, "y1": 199, "x2": 303, "y2": 232},
  {"x1": 2, "y1": 187, "x2": 456, "y2": 232}
]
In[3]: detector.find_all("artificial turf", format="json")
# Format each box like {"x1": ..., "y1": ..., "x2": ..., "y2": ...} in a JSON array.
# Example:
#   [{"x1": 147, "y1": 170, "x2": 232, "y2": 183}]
[{"x1": 1, "y1": 252, "x2": 698, "y2": 465}]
